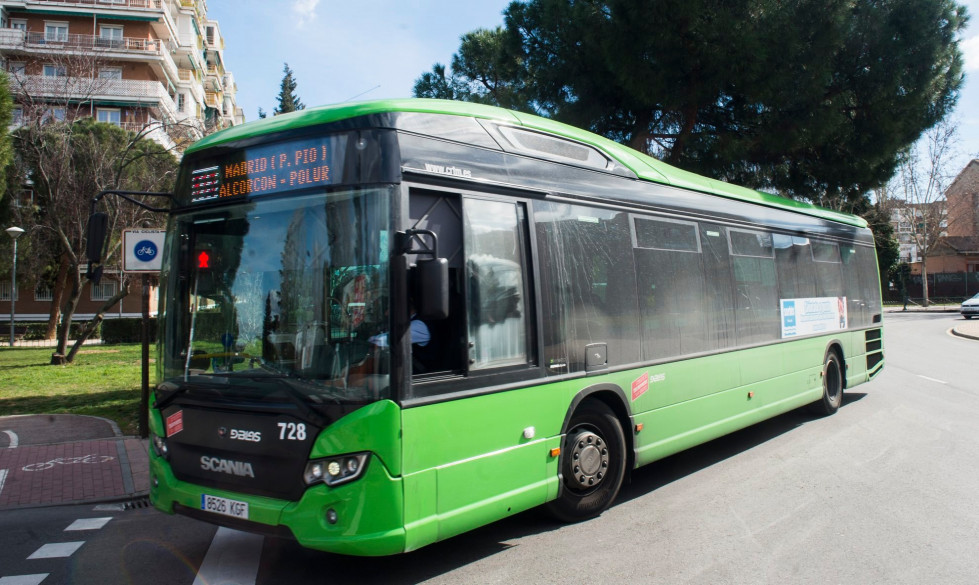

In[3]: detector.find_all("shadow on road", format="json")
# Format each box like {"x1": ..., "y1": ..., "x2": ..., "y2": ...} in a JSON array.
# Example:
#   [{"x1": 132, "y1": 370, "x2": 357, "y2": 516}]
[{"x1": 255, "y1": 395, "x2": 867, "y2": 584}]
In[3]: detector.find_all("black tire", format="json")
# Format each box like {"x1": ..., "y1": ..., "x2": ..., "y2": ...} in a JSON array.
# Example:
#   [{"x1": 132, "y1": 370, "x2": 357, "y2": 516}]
[
  {"x1": 965, "y1": 315, "x2": 973, "y2": 320},
  {"x1": 546, "y1": 400, "x2": 626, "y2": 522},
  {"x1": 811, "y1": 351, "x2": 844, "y2": 416}
]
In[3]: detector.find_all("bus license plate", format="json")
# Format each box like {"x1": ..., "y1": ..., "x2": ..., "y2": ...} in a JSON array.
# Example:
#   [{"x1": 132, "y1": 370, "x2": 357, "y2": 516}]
[{"x1": 201, "y1": 494, "x2": 249, "y2": 520}]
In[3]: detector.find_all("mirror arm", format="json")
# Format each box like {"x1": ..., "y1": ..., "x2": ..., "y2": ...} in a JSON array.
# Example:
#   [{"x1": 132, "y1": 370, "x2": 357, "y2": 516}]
[{"x1": 87, "y1": 190, "x2": 174, "y2": 283}]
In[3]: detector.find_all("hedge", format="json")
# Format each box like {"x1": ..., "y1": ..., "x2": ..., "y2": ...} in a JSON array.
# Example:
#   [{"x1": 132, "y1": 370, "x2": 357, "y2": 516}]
[{"x1": 101, "y1": 318, "x2": 158, "y2": 344}]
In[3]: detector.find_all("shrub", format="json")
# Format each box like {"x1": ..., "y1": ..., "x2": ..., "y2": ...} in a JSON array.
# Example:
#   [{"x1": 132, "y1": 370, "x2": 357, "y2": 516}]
[{"x1": 101, "y1": 318, "x2": 157, "y2": 344}]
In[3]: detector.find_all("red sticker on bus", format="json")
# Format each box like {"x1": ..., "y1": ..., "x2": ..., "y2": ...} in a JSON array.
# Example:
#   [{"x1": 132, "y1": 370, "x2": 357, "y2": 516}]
[
  {"x1": 166, "y1": 411, "x2": 184, "y2": 437},
  {"x1": 632, "y1": 373, "x2": 649, "y2": 401}
]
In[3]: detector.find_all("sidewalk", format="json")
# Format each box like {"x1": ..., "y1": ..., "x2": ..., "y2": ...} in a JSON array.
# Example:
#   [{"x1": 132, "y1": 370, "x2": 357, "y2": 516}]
[{"x1": 0, "y1": 414, "x2": 149, "y2": 510}]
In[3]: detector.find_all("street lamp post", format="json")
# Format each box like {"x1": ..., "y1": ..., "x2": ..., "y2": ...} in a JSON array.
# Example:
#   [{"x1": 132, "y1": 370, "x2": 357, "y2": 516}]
[{"x1": 6, "y1": 226, "x2": 24, "y2": 347}]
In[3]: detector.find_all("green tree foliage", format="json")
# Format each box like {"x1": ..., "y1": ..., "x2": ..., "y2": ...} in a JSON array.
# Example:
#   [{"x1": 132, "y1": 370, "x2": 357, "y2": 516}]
[
  {"x1": 418, "y1": 0, "x2": 968, "y2": 208},
  {"x1": 0, "y1": 72, "x2": 15, "y2": 236},
  {"x1": 274, "y1": 63, "x2": 305, "y2": 115},
  {"x1": 414, "y1": 27, "x2": 531, "y2": 111}
]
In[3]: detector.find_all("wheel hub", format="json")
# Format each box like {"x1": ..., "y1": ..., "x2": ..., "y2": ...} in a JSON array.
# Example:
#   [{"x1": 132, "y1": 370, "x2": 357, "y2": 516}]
[{"x1": 568, "y1": 430, "x2": 609, "y2": 490}]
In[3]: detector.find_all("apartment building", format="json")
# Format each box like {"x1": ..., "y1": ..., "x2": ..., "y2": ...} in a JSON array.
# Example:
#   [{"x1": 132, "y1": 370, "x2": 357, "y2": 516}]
[
  {"x1": 0, "y1": 0, "x2": 244, "y2": 150},
  {"x1": 0, "y1": 0, "x2": 244, "y2": 331}
]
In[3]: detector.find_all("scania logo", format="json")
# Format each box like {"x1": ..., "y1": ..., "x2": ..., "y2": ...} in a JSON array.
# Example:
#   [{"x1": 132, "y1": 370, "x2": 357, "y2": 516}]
[
  {"x1": 200, "y1": 455, "x2": 255, "y2": 478},
  {"x1": 217, "y1": 427, "x2": 228, "y2": 438}
]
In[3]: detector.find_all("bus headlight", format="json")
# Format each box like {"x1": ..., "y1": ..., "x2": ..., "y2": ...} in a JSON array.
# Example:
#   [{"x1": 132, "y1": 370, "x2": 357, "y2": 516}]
[
  {"x1": 151, "y1": 435, "x2": 169, "y2": 460},
  {"x1": 304, "y1": 453, "x2": 369, "y2": 487}
]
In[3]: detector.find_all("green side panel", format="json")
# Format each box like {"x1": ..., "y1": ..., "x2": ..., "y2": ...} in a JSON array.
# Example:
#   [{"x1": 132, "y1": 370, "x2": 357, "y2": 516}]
[
  {"x1": 187, "y1": 98, "x2": 866, "y2": 228},
  {"x1": 308, "y1": 400, "x2": 402, "y2": 476},
  {"x1": 401, "y1": 384, "x2": 566, "y2": 549}
]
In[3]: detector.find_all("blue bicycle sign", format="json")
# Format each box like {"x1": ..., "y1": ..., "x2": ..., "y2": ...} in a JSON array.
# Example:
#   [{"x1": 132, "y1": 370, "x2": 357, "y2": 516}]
[
  {"x1": 123, "y1": 229, "x2": 164, "y2": 272},
  {"x1": 134, "y1": 240, "x2": 158, "y2": 262}
]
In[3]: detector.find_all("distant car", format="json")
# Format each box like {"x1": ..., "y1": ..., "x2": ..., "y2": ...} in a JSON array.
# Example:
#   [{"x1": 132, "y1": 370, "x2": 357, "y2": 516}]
[{"x1": 961, "y1": 293, "x2": 979, "y2": 319}]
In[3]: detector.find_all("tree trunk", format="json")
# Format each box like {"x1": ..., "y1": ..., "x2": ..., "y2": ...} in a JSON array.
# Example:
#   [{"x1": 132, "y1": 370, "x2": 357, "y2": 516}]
[
  {"x1": 45, "y1": 255, "x2": 69, "y2": 340},
  {"x1": 64, "y1": 282, "x2": 130, "y2": 363},
  {"x1": 51, "y1": 266, "x2": 82, "y2": 365},
  {"x1": 921, "y1": 262, "x2": 930, "y2": 308}
]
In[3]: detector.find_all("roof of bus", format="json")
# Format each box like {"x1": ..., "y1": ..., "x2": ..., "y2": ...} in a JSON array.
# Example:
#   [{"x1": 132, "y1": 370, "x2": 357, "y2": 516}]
[{"x1": 188, "y1": 99, "x2": 868, "y2": 229}]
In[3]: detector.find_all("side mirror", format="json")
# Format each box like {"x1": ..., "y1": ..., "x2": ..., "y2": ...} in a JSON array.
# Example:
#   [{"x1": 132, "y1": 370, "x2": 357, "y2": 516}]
[
  {"x1": 414, "y1": 257, "x2": 449, "y2": 320},
  {"x1": 86, "y1": 212, "x2": 108, "y2": 263}
]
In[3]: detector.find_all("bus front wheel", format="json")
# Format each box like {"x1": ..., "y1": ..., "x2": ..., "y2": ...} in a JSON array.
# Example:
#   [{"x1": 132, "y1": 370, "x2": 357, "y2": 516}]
[
  {"x1": 547, "y1": 400, "x2": 626, "y2": 523},
  {"x1": 811, "y1": 351, "x2": 844, "y2": 416}
]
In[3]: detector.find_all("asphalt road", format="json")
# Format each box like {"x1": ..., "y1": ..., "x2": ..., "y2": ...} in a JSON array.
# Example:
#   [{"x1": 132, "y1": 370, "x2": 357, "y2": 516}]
[{"x1": 1, "y1": 311, "x2": 977, "y2": 585}]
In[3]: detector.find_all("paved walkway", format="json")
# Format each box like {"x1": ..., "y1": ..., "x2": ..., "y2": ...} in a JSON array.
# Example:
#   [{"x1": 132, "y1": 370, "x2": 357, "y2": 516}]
[{"x1": 0, "y1": 414, "x2": 148, "y2": 510}]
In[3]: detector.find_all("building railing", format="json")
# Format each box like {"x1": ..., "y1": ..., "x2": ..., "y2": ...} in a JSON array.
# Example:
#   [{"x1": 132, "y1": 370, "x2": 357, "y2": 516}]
[
  {"x1": 9, "y1": 75, "x2": 178, "y2": 118},
  {"x1": 18, "y1": 0, "x2": 163, "y2": 11},
  {"x1": 17, "y1": 31, "x2": 165, "y2": 54}
]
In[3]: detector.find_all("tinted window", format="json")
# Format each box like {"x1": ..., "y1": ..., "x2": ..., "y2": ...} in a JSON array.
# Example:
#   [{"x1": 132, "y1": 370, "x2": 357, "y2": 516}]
[
  {"x1": 534, "y1": 201, "x2": 639, "y2": 373},
  {"x1": 811, "y1": 241, "x2": 844, "y2": 298},
  {"x1": 635, "y1": 218, "x2": 700, "y2": 252},
  {"x1": 730, "y1": 229, "x2": 779, "y2": 344},
  {"x1": 773, "y1": 234, "x2": 815, "y2": 299}
]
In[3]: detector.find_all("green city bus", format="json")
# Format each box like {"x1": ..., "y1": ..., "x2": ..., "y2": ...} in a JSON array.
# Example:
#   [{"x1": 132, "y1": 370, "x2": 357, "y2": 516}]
[{"x1": 144, "y1": 99, "x2": 883, "y2": 556}]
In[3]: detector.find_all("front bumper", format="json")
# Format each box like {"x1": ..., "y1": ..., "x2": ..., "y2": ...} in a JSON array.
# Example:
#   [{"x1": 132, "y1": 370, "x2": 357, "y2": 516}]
[{"x1": 149, "y1": 451, "x2": 407, "y2": 556}]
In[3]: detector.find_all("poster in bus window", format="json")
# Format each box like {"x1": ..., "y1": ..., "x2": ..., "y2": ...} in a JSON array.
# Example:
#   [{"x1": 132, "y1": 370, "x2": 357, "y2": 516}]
[{"x1": 780, "y1": 296, "x2": 847, "y2": 338}]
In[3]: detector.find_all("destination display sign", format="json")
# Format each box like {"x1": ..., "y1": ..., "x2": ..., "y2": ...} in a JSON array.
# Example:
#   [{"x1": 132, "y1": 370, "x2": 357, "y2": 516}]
[{"x1": 189, "y1": 136, "x2": 338, "y2": 204}]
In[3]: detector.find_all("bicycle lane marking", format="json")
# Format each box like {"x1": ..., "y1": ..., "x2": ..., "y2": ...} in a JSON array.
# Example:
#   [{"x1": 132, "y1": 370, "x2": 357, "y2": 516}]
[
  {"x1": 0, "y1": 432, "x2": 17, "y2": 499},
  {"x1": 0, "y1": 440, "x2": 125, "y2": 509}
]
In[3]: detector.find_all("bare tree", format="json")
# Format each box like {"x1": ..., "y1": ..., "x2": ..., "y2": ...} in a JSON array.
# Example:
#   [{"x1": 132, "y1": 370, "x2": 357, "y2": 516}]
[{"x1": 890, "y1": 118, "x2": 962, "y2": 307}]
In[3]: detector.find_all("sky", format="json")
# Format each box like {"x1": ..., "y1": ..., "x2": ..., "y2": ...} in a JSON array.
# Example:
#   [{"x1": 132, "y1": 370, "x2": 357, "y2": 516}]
[{"x1": 209, "y1": 0, "x2": 979, "y2": 173}]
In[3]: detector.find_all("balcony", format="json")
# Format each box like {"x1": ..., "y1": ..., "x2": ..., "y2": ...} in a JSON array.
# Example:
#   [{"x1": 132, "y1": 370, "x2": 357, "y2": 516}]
[
  {"x1": 10, "y1": 74, "x2": 178, "y2": 118},
  {"x1": 13, "y1": 0, "x2": 163, "y2": 14},
  {"x1": 0, "y1": 30, "x2": 164, "y2": 57}
]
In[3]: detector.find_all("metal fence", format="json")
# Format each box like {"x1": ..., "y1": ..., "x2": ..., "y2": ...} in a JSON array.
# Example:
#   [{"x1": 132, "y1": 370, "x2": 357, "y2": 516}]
[{"x1": 885, "y1": 271, "x2": 979, "y2": 303}]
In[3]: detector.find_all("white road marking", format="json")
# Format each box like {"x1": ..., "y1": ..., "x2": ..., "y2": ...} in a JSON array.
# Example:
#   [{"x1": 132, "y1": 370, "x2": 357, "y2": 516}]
[
  {"x1": 0, "y1": 469, "x2": 7, "y2": 499},
  {"x1": 0, "y1": 575, "x2": 49, "y2": 585},
  {"x1": 65, "y1": 517, "x2": 113, "y2": 531},
  {"x1": 917, "y1": 374, "x2": 948, "y2": 385},
  {"x1": 27, "y1": 542, "x2": 85, "y2": 560},
  {"x1": 2, "y1": 430, "x2": 17, "y2": 448},
  {"x1": 192, "y1": 527, "x2": 264, "y2": 585}
]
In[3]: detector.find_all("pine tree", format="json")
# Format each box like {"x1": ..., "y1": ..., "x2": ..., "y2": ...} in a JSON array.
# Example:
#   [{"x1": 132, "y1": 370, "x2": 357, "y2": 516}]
[{"x1": 274, "y1": 63, "x2": 305, "y2": 115}]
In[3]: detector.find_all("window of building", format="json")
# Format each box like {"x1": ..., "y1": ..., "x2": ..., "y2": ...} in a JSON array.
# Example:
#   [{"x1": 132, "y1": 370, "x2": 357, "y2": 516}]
[
  {"x1": 11, "y1": 107, "x2": 23, "y2": 124},
  {"x1": 35, "y1": 282, "x2": 54, "y2": 302},
  {"x1": 99, "y1": 67, "x2": 123, "y2": 79},
  {"x1": 8, "y1": 61, "x2": 25, "y2": 75},
  {"x1": 10, "y1": 19, "x2": 26, "y2": 31},
  {"x1": 42, "y1": 107, "x2": 66, "y2": 124},
  {"x1": 91, "y1": 280, "x2": 117, "y2": 301},
  {"x1": 0, "y1": 281, "x2": 17, "y2": 302},
  {"x1": 176, "y1": 93, "x2": 186, "y2": 112},
  {"x1": 97, "y1": 108, "x2": 122, "y2": 126},
  {"x1": 43, "y1": 64, "x2": 66, "y2": 77},
  {"x1": 44, "y1": 22, "x2": 69, "y2": 43},
  {"x1": 98, "y1": 25, "x2": 124, "y2": 48}
]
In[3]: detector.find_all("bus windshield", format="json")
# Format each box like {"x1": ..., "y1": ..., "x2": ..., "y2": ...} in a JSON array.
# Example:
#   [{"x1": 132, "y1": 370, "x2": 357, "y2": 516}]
[{"x1": 158, "y1": 187, "x2": 392, "y2": 404}]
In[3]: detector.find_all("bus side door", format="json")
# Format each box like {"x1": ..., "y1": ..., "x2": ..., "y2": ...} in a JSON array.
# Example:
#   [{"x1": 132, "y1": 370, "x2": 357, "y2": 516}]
[{"x1": 400, "y1": 189, "x2": 557, "y2": 550}]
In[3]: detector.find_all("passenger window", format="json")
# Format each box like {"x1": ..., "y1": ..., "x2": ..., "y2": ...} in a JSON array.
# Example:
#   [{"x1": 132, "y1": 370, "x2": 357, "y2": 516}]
[
  {"x1": 534, "y1": 201, "x2": 639, "y2": 373},
  {"x1": 463, "y1": 199, "x2": 532, "y2": 370}
]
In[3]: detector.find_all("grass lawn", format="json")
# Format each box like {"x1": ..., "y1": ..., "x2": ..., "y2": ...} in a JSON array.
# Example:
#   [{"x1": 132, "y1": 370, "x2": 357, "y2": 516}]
[{"x1": 0, "y1": 344, "x2": 146, "y2": 435}]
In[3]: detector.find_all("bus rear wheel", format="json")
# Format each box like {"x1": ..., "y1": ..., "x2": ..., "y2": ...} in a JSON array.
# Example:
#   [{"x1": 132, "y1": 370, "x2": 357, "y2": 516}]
[
  {"x1": 547, "y1": 400, "x2": 626, "y2": 522},
  {"x1": 811, "y1": 351, "x2": 844, "y2": 416}
]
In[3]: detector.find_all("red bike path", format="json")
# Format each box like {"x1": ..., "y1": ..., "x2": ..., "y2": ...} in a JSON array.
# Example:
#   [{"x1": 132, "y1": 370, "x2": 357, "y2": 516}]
[{"x1": 0, "y1": 414, "x2": 149, "y2": 510}]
